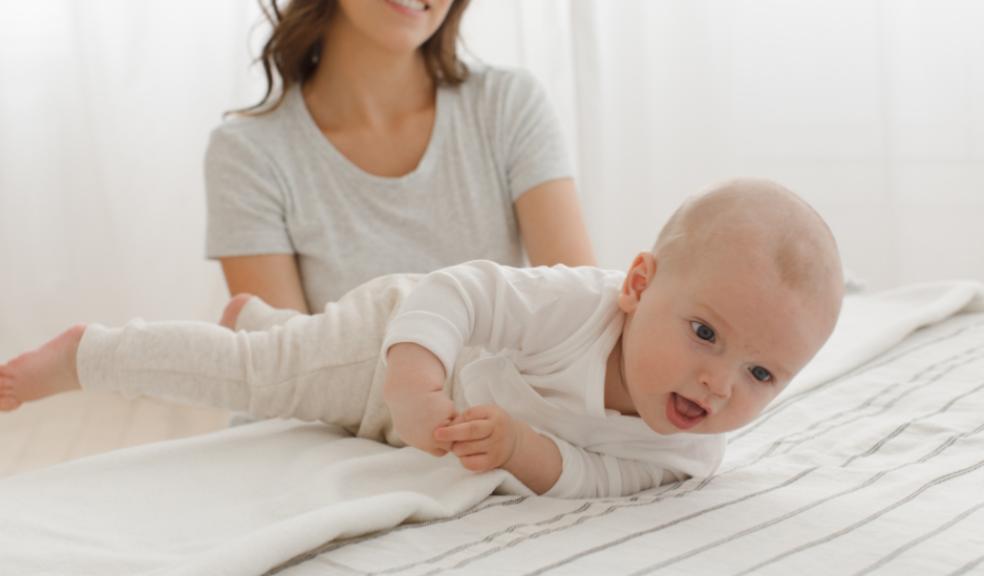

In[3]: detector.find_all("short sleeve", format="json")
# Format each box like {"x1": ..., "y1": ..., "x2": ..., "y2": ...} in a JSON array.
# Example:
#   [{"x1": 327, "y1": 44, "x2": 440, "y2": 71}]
[
  {"x1": 381, "y1": 261, "x2": 608, "y2": 378},
  {"x1": 490, "y1": 70, "x2": 574, "y2": 202},
  {"x1": 204, "y1": 125, "x2": 294, "y2": 258}
]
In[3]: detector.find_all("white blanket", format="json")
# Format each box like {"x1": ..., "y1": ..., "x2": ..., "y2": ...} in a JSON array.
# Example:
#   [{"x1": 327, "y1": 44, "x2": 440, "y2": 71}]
[{"x1": 2, "y1": 281, "x2": 982, "y2": 576}]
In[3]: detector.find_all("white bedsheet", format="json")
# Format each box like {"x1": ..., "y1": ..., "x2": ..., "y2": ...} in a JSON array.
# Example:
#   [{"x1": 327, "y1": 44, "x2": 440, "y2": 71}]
[{"x1": 1, "y1": 281, "x2": 982, "y2": 576}]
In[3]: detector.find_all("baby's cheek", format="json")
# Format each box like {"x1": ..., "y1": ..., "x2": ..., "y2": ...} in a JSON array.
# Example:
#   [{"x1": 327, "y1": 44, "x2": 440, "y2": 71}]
[
  {"x1": 742, "y1": 393, "x2": 775, "y2": 423},
  {"x1": 718, "y1": 394, "x2": 764, "y2": 431}
]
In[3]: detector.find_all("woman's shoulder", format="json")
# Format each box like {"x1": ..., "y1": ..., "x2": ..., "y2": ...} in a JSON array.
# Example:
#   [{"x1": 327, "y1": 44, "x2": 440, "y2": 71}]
[
  {"x1": 207, "y1": 90, "x2": 305, "y2": 158},
  {"x1": 456, "y1": 65, "x2": 549, "y2": 107}
]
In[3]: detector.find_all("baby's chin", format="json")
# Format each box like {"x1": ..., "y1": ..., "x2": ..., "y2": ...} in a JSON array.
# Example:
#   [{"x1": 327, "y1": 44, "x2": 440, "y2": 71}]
[{"x1": 638, "y1": 411, "x2": 686, "y2": 436}]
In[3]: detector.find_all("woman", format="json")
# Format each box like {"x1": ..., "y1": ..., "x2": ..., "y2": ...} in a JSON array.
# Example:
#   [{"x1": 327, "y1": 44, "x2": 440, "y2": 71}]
[{"x1": 206, "y1": 0, "x2": 595, "y2": 319}]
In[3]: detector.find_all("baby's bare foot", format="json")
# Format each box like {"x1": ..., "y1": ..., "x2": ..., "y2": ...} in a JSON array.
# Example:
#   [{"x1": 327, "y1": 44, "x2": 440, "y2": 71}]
[
  {"x1": 0, "y1": 324, "x2": 86, "y2": 411},
  {"x1": 219, "y1": 293, "x2": 253, "y2": 330}
]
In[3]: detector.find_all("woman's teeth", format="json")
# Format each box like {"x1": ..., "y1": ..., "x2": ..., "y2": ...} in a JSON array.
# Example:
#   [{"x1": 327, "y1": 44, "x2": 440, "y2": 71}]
[{"x1": 390, "y1": 0, "x2": 428, "y2": 11}]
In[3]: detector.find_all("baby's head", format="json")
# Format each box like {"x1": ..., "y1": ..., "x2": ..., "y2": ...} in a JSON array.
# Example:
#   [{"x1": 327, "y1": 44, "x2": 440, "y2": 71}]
[{"x1": 615, "y1": 178, "x2": 843, "y2": 435}]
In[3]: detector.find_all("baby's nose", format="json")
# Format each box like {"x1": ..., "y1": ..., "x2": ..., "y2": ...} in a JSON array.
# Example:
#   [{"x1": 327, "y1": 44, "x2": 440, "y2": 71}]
[{"x1": 701, "y1": 366, "x2": 735, "y2": 398}]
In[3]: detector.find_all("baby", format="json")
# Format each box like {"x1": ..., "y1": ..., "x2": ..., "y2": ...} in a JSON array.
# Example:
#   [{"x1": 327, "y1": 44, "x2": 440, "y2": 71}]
[{"x1": 0, "y1": 178, "x2": 843, "y2": 498}]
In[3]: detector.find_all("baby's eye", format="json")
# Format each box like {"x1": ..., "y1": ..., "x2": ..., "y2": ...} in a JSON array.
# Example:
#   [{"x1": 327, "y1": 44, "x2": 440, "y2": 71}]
[
  {"x1": 690, "y1": 321, "x2": 716, "y2": 343},
  {"x1": 749, "y1": 365, "x2": 773, "y2": 383}
]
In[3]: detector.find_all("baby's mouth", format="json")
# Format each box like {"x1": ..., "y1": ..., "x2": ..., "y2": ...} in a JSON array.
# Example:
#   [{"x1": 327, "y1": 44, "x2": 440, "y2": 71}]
[{"x1": 666, "y1": 393, "x2": 708, "y2": 430}]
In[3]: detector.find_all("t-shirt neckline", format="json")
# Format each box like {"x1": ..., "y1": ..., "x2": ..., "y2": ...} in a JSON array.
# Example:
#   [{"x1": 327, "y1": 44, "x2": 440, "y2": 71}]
[{"x1": 289, "y1": 85, "x2": 448, "y2": 185}]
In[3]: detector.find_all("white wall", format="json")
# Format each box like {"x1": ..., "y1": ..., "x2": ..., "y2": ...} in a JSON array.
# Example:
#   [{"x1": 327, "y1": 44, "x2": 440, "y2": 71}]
[
  {"x1": 0, "y1": 1, "x2": 266, "y2": 358},
  {"x1": 463, "y1": 0, "x2": 984, "y2": 285},
  {"x1": 2, "y1": 0, "x2": 982, "y2": 360}
]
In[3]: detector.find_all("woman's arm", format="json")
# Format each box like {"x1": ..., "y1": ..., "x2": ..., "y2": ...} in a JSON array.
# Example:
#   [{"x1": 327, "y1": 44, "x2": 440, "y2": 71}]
[
  {"x1": 219, "y1": 254, "x2": 309, "y2": 314},
  {"x1": 515, "y1": 178, "x2": 596, "y2": 267}
]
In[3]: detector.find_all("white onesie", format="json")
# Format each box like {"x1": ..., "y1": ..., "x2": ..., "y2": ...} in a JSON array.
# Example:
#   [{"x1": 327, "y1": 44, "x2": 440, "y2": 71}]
[{"x1": 78, "y1": 261, "x2": 724, "y2": 498}]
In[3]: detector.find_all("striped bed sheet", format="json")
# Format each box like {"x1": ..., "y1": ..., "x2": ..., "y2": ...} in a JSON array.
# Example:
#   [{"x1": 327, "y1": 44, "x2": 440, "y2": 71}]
[{"x1": 280, "y1": 311, "x2": 984, "y2": 576}]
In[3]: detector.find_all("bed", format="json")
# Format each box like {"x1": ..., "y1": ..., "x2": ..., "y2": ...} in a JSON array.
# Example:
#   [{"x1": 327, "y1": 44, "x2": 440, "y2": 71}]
[{"x1": 2, "y1": 281, "x2": 982, "y2": 575}]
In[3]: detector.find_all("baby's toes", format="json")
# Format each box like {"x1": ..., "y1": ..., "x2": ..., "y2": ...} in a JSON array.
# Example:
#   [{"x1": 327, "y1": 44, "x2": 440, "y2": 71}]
[
  {"x1": 0, "y1": 375, "x2": 23, "y2": 411},
  {"x1": 0, "y1": 395, "x2": 22, "y2": 411},
  {"x1": 219, "y1": 293, "x2": 253, "y2": 329}
]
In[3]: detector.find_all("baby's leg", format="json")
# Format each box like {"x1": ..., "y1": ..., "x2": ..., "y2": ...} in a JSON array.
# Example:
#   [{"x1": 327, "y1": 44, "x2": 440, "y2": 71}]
[
  {"x1": 57, "y1": 275, "x2": 417, "y2": 432},
  {"x1": 219, "y1": 293, "x2": 302, "y2": 426},
  {"x1": 221, "y1": 293, "x2": 303, "y2": 332},
  {"x1": 218, "y1": 293, "x2": 254, "y2": 330},
  {"x1": 0, "y1": 293, "x2": 299, "y2": 412},
  {"x1": 0, "y1": 325, "x2": 86, "y2": 411}
]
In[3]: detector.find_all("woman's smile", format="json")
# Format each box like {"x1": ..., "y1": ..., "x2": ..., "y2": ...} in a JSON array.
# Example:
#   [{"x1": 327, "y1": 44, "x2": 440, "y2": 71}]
[{"x1": 385, "y1": 0, "x2": 429, "y2": 16}]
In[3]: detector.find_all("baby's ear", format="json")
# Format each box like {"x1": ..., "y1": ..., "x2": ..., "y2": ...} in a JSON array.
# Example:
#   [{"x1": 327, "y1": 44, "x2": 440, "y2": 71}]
[{"x1": 618, "y1": 252, "x2": 657, "y2": 313}]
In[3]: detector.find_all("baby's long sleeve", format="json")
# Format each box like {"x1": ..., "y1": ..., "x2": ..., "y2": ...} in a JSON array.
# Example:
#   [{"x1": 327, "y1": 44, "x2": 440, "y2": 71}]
[
  {"x1": 377, "y1": 260, "x2": 721, "y2": 499},
  {"x1": 540, "y1": 432, "x2": 667, "y2": 498}
]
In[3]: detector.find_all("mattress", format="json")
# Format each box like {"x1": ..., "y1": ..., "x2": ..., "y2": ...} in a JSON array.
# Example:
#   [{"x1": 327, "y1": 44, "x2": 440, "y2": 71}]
[
  {"x1": 281, "y1": 311, "x2": 984, "y2": 575},
  {"x1": 1, "y1": 283, "x2": 982, "y2": 576}
]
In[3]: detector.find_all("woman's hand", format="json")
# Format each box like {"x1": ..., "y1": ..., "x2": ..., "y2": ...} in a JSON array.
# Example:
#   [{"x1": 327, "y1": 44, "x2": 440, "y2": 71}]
[{"x1": 433, "y1": 405, "x2": 520, "y2": 473}]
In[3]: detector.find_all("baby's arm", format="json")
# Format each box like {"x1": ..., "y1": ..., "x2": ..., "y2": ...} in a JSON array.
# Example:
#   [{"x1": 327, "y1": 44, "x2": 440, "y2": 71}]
[
  {"x1": 380, "y1": 261, "x2": 595, "y2": 484},
  {"x1": 439, "y1": 407, "x2": 674, "y2": 497},
  {"x1": 434, "y1": 405, "x2": 563, "y2": 495}
]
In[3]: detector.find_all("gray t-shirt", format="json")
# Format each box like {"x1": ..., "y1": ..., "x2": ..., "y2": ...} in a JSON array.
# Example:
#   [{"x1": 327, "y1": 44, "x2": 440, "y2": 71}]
[{"x1": 205, "y1": 67, "x2": 573, "y2": 311}]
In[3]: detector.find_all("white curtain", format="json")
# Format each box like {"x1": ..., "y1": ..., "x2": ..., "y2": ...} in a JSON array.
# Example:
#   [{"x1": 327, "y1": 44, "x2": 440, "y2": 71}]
[
  {"x1": 2, "y1": 0, "x2": 982, "y2": 359},
  {"x1": 464, "y1": 0, "x2": 984, "y2": 282},
  {"x1": 0, "y1": 1, "x2": 265, "y2": 357}
]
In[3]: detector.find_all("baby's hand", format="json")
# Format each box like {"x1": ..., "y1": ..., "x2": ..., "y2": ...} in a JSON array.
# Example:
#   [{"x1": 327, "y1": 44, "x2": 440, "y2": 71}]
[{"x1": 433, "y1": 404, "x2": 519, "y2": 473}]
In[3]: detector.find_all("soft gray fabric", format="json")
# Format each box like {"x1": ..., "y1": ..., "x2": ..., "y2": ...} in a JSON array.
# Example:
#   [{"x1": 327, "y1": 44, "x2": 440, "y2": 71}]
[{"x1": 205, "y1": 67, "x2": 573, "y2": 312}]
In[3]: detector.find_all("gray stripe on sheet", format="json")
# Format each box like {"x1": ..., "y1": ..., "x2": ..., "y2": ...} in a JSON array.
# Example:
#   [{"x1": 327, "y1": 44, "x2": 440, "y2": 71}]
[
  {"x1": 850, "y1": 500, "x2": 984, "y2": 576},
  {"x1": 703, "y1": 346, "x2": 982, "y2": 507},
  {"x1": 841, "y1": 380, "x2": 984, "y2": 467},
  {"x1": 265, "y1": 496, "x2": 529, "y2": 575},
  {"x1": 371, "y1": 483, "x2": 684, "y2": 576},
  {"x1": 731, "y1": 320, "x2": 984, "y2": 442},
  {"x1": 641, "y1": 433, "x2": 984, "y2": 574},
  {"x1": 623, "y1": 411, "x2": 984, "y2": 575},
  {"x1": 629, "y1": 472, "x2": 891, "y2": 575},
  {"x1": 947, "y1": 554, "x2": 984, "y2": 576},
  {"x1": 731, "y1": 347, "x2": 984, "y2": 474},
  {"x1": 380, "y1": 503, "x2": 596, "y2": 576},
  {"x1": 732, "y1": 453, "x2": 984, "y2": 575},
  {"x1": 333, "y1": 346, "x2": 982, "y2": 575},
  {"x1": 516, "y1": 469, "x2": 817, "y2": 576},
  {"x1": 310, "y1": 319, "x2": 984, "y2": 575},
  {"x1": 769, "y1": 348, "x2": 984, "y2": 457},
  {"x1": 268, "y1": 554, "x2": 363, "y2": 576},
  {"x1": 528, "y1": 399, "x2": 984, "y2": 575}
]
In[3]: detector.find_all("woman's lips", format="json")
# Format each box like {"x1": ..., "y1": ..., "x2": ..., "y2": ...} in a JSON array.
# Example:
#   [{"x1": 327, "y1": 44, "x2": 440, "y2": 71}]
[
  {"x1": 385, "y1": 0, "x2": 429, "y2": 16},
  {"x1": 665, "y1": 392, "x2": 708, "y2": 430}
]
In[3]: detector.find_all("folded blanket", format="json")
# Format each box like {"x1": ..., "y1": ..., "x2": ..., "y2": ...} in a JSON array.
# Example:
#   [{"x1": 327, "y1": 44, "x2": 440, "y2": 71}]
[
  {"x1": 0, "y1": 421, "x2": 509, "y2": 575},
  {"x1": 1, "y1": 281, "x2": 981, "y2": 576}
]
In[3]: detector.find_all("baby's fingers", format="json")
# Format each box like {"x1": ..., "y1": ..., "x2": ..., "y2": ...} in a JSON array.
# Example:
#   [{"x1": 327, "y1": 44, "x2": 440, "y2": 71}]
[
  {"x1": 457, "y1": 452, "x2": 497, "y2": 473},
  {"x1": 449, "y1": 437, "x2": 495, "y2": 457},
  {"x1": 459, "y1": 404, "x2": 501, "y2": 422},
  {"x1": 433, "y1": 419, "x2": 493, "y2": 443}
]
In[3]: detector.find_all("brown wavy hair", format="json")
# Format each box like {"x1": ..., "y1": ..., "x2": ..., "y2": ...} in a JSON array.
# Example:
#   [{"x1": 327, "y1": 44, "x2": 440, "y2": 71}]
[{"x1": 235, "y1": 0, "x2": 471, "y2": 116}]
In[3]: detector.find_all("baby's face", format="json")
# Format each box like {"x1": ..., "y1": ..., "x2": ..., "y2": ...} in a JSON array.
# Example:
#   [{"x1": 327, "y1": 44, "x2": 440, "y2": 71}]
[{"x1": 616, "y1": 251, "x2": 836, "y2": 435}]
